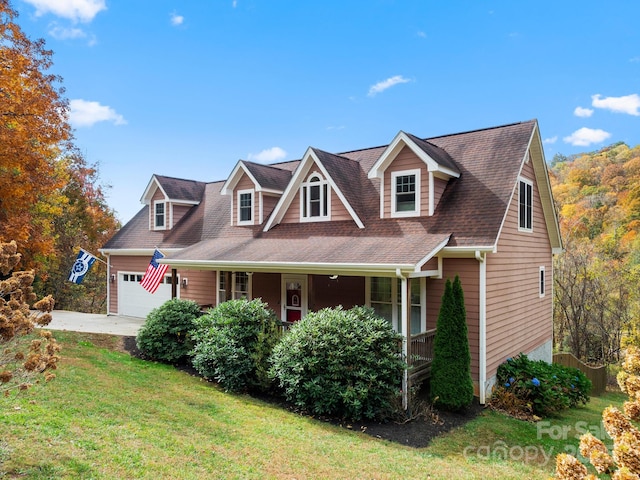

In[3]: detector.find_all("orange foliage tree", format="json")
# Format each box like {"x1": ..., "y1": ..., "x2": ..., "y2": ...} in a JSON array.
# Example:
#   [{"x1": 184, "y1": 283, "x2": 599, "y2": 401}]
[{"x1": 0, "y1": 0, "x2": 72, "y2": 269}]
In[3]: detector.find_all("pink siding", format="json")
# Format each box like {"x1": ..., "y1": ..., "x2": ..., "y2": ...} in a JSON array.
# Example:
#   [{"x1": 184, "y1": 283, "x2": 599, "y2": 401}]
[
  {"x1": 262, "y1": 194, "x2": 279, "y2": 223},
  {"x1": 432, "y1": 176, "x2": 448, "y2": 213},
  {"x1": 252, "y1": 273, "x2": 281, "y2": 317},
  {"x1": 421, "y1": 257, "x2": 438, "y2": 271},
  {"x1": 309, "y1": 275, "x2": 365, "y2": 311},
  {"x1": 179, "y1": 270, "x2": 216, "y2": 307},
  {"x1": 172, "y1": 204, "x2": 191, "y2": 227},
  {"x1": 485, "y1": 159, "x2": 553, "y2": 378},
  {"x1": 426, "y1": 258, "x2": 480, "y2": 382},
  {"x1": 383, "y1": 146, "x2": 428, "y2": 217}
]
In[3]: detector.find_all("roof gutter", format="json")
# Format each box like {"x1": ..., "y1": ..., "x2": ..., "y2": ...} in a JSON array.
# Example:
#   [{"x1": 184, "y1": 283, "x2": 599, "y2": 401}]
[{"x1": 159, "y1": 259, "x2": 418, "y2": 277}]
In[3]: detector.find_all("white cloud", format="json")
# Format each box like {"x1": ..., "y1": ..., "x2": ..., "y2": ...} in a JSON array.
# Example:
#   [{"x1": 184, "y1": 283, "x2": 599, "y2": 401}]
[
  {"x1": 23, "y1": 0, "x2": 106, "y2": 23},
  {"x1": 247, "y1": 147, "x2": 287, "y2": 163},
  {"x1": 367, "y1": 75, "x2": 411, "y2": 97},
  {"x1": 232, "y1": 0, "x2": 238, "y2": 7},
  {"x1": 574, "y1": 106, "x2": 593, "y2": 118},
  {"x1": 69, "y1": 99, "x2": 126, "y2": 128},
  {"x1": 170, "y1": 12, "x2": 184, "y2": 26},
  {"x1": 543, "y1": 136, "x2": 558, "y2": 144},
  {"x1": 563, "y1": 127, "x2": 611, "y2": 147},
  {"x1": 49, "y1": 24, "x2": 86, "y2": 40},
  {"x1": 591, "y1": 93, "x2": 640, "y2": 116},
  {"x1": 417, "y1": 31, "x2": 426, "y2": 38}
]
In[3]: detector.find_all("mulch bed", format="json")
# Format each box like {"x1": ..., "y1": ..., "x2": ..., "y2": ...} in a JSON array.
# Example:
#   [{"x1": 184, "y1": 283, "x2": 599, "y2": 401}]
[{"x1": 121, "y1": 336, "x2": 484, "y2": 448}]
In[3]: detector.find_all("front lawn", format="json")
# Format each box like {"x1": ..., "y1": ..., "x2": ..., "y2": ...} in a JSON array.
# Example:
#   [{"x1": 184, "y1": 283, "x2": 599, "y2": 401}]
[{"x1": 0, "y1": 331, "x2": 626, "y2": 479}]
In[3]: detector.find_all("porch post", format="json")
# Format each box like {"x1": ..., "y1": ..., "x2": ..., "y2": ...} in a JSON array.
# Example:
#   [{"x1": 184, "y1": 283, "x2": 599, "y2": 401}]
[
  {"x1": 400, "y1": 274, "x2": 409, "y2": 410},
  {"x1": 171, "y1": 268, "x2": 177, "y2": 299}
]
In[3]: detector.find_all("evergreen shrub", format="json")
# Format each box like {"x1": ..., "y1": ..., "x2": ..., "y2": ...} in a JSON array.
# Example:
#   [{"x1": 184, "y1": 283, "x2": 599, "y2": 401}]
[
  {"x1": 430, "y1": 275, "x2": 475, "y2": 411},
  {"x1": 191, "y1": 298, "x2": 281, "y2": 393},
  {"x1": 135, "y1": 298, "x2": 201, "y2": 363},
  {"x1": 269, "y1": 306, "x2": 406, "y2": 421}
]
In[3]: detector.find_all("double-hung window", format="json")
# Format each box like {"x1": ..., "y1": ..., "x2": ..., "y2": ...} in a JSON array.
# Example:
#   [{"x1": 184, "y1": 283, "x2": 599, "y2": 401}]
[
  {"x1": 301, "y1": 173, "x2": 329, "y2": 221},
  {"x1": 391, "y1": 169, "x2": 420, "y2": 217},
  {"x1": 154, "y1": 201, "x2": 165, "y2": 229},
  {"x1": 519, "y1": 179, "x2": 533, "y2": 231},
  {"x1": 237, "y1": 189, "x2": 254, "y2": 225}
]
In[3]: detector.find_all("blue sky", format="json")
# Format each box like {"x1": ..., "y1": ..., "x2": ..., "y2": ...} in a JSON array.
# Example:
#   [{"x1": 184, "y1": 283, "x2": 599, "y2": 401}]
[{"x1": 14, "y1": 0, "x2": 640, "y2": 224}]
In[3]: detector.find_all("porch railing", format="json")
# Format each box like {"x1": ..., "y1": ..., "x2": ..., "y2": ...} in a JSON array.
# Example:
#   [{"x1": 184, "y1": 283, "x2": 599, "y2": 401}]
[{"x1": 408, "y1": 328, "x2": 436, "y2": 383}]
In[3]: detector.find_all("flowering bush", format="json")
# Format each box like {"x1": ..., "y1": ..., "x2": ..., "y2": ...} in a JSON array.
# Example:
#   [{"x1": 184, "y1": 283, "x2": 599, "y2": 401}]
[{"x1": 493, "y1": 354, "x2": 591, "y2": 417}]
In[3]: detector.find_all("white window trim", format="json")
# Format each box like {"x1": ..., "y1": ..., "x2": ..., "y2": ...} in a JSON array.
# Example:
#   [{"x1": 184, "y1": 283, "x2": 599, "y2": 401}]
[
  {"x1": 391, "y1": 169, "x2": 421, "y2": 218},
  {"x1": 365, "y1": 276, "x2": 426, "y2": 334},
  {"x1": 237, "y1": 189, "x2": 254, "y2": 226},
  {"x1": 300, "y1": 172, "x2": 331, "y2": 222},
  {"x1": 539, "y1": 266, "x2": 546, "y2": 298},
  {"x1": 518, "y1": 178, "x2": 533, "y2": 233},
  {"x1": 153, "y1": 200, "x2": 167, "y2": 230}
]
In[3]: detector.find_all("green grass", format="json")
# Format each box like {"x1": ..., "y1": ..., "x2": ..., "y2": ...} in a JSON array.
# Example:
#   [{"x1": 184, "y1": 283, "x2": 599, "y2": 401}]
[{"x1": 0, "y1": 331, "x2": 627, "y2": 479}]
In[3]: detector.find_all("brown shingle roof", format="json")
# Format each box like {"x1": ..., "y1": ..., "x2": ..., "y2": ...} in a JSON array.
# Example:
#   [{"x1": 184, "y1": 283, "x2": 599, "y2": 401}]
[
  {"x1": 242, "y1": 162, "x2": 292, "y2": 192},
  {"x1": 155, "y1": 175, "x2": 206, "y2": 202},
  {"x1": 105, "y1": 120, "x2": 540, "y2": 267}
]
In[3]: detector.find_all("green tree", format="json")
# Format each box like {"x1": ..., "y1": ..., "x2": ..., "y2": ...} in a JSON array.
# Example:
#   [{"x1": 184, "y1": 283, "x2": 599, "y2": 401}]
[{"x1": 430, "y1": 275, "x2": 474, "y2": 410}]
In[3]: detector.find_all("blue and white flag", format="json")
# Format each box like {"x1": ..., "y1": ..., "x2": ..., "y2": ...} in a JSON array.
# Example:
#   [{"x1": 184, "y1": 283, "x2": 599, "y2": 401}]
[{"x1": 68, "y1": 249, "x2": 98, "y2": 284}]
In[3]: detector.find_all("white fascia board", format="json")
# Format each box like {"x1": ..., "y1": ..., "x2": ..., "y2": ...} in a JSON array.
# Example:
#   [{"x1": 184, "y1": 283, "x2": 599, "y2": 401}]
[
  {"x1": 221, "y1": 161, "x2": 253, "y2": 195},
  {"x1": 415, "y1": 235, "x2": 451, "y2": 270},
  {"x1": 368, "y1": 131, "x2": 460, "y2": 180},
  {"x1": 166, "y1": 199, "x2": 200, "y2": 206},
  {"x1": 263, "y1": 149, "x2": 314, "y2": 231},
  {"x1": 99, "y1": 247, "x2": 184, "y2": 256},
  {"x1": 159, "y1": 258, "x2": 416, "y2": 276},
  {"x1": 140, "y1": 175, "x2": 167, "y2": 205},
  {"x1": 441, "y1": 245, "x2": 496, "y2": 257}
]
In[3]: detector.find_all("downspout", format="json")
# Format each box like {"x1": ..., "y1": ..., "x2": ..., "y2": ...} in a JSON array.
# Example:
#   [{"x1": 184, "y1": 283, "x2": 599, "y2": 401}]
[
  {"x1": 396, "y1": 268, "x2": 409, "y2": 410},
  {"x1": 105, "y1": 253, "x2": 111, "y2": 316},
  {"x1": 475, "y1": 250, "x2": 487, "y2": 404}
]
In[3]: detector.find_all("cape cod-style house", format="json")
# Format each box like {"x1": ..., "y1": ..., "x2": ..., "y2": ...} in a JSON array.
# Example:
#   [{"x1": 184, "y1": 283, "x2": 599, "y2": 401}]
[{"x1": 101, "y1": 120, "x2": 562, "y2": 403}]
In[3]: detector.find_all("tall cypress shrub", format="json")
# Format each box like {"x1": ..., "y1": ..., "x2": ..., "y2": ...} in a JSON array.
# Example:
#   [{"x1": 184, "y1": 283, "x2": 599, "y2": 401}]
[{"x1": 430, "y1": 275, "x2": 474, "y2": 410}]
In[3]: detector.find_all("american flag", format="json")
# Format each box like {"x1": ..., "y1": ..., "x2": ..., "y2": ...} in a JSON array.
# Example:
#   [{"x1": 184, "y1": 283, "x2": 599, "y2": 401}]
[{"x1": 140, "y1": 249, "x2": 170, "y2": 293}]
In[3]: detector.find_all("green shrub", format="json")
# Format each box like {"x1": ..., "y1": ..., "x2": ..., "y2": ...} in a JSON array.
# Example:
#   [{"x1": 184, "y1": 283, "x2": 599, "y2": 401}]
[
  {"x1": 494, "y1": 353, "x2": 592, "y2": 417},
  {"x1": 269, "y1": 306, "x2": 406, "y2": 421},
  {"x1": 135, "y1": 298, "x2": 201, "y2": 363},
  {"x1": 430, "y1": 276, "x2": 474, "y2": 411},
  {"x1": 190, "y1": 298, "x2": 281, "y2": 393}
]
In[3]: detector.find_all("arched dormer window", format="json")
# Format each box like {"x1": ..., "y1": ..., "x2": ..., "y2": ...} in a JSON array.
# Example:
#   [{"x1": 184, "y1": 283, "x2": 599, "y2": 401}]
[{"x1": 300, "y1": 172, "x2": 330, "y2": 221}]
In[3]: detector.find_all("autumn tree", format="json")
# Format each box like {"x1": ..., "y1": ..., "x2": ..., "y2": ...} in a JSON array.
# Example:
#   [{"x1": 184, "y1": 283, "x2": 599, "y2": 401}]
[
  {"x1": 0, "y1": 241, "x2": 60, "y2": 395},
  {"x1": 551, "y1": 142, "x2": 640, "y2": 364},
  {"x1": 0, "y1": 0, "x2": 72, "y2": 269}
]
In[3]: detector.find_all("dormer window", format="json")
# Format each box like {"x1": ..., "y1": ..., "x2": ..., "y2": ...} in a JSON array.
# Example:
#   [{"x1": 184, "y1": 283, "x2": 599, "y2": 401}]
[
  {"x1": 237, "y1": 189, "x2": 254, "y2": 225},
  {"x1": 301, "y1": 173, "x2": 330, "y2": 221},
  {"x1": 391, "y1": 169, "x2": 421, "y2": 217},
  {"x1": 154, "y1": 201, "x2": 166, "y2": 229}
]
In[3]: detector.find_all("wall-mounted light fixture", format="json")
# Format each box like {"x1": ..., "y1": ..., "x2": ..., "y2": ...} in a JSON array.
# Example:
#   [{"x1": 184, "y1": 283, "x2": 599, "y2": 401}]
[
  {"x1": 182, "y1": 277, "x2": 188, "y2": 288},
  {"x1": 329, "y1": 275, "x2": 339, "y2": 280},
  {"x1": 110, "y1": 274, "x2": 116, "y2": 283}
]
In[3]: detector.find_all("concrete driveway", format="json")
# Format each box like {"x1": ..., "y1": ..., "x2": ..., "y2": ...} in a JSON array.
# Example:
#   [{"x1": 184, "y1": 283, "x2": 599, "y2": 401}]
[{"x1": 43, "y1": 310, "x2": 145, "y2": 336}]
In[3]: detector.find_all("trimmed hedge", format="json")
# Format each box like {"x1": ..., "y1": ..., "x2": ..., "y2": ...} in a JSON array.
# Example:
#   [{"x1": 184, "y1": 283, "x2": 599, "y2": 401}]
[
  {"x1": 269, "y1": 306, "x2": 406, "y2": 421},
  {"x1": 190, "y1": 298, "x2": 281, "y2": 393},
  {"x1": 135, "y1": 298, "x2": 201, "y2": 363}
]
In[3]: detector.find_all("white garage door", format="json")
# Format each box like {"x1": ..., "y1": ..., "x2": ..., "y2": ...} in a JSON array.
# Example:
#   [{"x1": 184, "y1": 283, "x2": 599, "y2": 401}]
[{"x1": 118, "y1": 272, "x2": 173, "y2": 318}]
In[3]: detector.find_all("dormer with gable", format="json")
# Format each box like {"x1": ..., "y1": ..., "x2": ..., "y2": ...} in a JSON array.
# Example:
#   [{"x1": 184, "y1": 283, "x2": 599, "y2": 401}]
[
  {"x1": 368, "y1": 131, "x2": 460, "y2": 218},
  {"x1": 141, "y1": 175, "x2": 206, "y2": 231},
  {"x1": 264, "y1": 148, "x2": 365, "y2": 231},
  {"x1": 221, "y1": 161, "x2": 292, "y2": 226}
]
